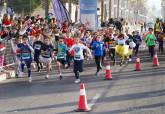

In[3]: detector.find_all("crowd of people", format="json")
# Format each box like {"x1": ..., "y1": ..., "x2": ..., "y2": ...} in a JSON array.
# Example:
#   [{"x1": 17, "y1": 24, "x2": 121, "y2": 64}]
[{"x1": 0, "y1": 13, "x2": 164, "y2": 84}]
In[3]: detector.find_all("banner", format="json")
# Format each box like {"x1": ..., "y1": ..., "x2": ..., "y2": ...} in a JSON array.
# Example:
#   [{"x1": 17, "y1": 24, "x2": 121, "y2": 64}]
[
  {"x1": 80, "y1": 0, "x2": 98, "y2": 31},
  {"x1": 51, "y1": 0, "x2": 71, "y2": 22}
]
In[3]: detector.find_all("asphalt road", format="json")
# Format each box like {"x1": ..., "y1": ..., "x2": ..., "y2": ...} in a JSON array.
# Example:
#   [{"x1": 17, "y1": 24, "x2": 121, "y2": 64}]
[{"x1": 0, "y1": 50, "x2": 165, "y2": 114}]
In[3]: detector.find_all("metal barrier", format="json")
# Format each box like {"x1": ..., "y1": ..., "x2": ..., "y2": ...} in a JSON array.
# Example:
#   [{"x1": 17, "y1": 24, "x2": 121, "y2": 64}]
[{"x1": 0, "y1": 38, "x2": 16, "y2": 69}]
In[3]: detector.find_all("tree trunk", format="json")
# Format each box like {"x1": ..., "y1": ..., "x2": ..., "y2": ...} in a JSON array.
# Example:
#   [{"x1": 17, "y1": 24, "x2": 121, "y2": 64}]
[
  {"x1": 69, "y1": 0, "x2": 72, "y2": 18},
  {"x1": 45, "y1": 0, "x2": 49, "y2": 17},
  {"x1": 75, "y1": 5, "x2": 78, "y2": 22},
  {"x1": 117, "y1": 0, "x2": 120, "y2": 18},
  {"x1": 101, "y1": 0, "x2": 104, "y2": 22},
  {"x1": 109, "y1": 0, "x2": 112, "y2": 18}
]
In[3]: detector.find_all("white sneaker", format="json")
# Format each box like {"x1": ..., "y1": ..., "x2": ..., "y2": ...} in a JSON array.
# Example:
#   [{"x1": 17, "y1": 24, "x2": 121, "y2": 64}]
[
  {"x1": 59, "y1": 73, "x2": 63, "y2": 80},
  {"x1": 28, "y1": 77, "x2": 32, "y2": 83},
  {"x1": 129, "y1": 58, "x2": 132, "y2": 62},
  {"x1": 45, "y1": 75, "x2": 49, "y2": 79},
  {"x1": 74, "y1": 79, "x2": 81, "y2": 84},
  {"x1": 19, "y1": 72, "x2": 24, "y2": 77}
]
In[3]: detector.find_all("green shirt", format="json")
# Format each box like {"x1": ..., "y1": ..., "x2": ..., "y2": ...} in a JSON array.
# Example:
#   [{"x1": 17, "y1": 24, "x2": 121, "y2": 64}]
[
  {"x1": 145, "y1": 34, "x2": 157, "y2": 46},
  {"x1": 57, "y1": 44, "x2": 68, "y2": 60}
]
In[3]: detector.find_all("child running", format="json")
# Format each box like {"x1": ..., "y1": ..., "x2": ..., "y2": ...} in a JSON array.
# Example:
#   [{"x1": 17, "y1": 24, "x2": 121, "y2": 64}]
[
  {"x1": 33, "y1": 34, "x2": 43, "y2": 72},
  {"x1": 56, "y1": 38, "x2": 68, "y2": 80},
  {"x1": 19, "y1": 35, "x2": 34, "y2": 83},
  {"x1": 91, "y1": 35, "x2": 104, "y2": 76},
  {"x1": 40, "y1": 36, "x2": 54, "y2": 79},
  {"x1": 69, "y1": 35, "x2": 92, "y2": 83}
]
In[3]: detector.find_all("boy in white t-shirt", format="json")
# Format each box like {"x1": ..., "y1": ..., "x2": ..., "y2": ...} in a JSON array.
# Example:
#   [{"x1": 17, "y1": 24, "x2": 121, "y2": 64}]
[{"x1": 69, "y1": 36, "x2": 92, "y2": 83}]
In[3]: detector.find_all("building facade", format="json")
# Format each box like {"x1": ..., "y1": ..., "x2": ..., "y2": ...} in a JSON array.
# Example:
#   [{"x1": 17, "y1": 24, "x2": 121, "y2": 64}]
[{"x1": 162, "y1": 0, "x2": 165, "y2": 19}]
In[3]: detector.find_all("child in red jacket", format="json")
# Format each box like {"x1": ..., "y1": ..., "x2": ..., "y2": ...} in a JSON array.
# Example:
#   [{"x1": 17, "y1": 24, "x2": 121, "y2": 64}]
[{"x1": 64, "y1": 32, "x2": 74, "y2": 67}]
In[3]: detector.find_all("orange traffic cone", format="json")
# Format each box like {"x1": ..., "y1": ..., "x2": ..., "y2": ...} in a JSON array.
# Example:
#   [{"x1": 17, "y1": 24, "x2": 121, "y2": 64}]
[
  {"x1": 153, "y1": 54, "x2": 159, "y2": 66},
  {"x1": 104, "y1": 64, "x2": 113, "y2": 80},
  {"x1": 75, "y1": 83, "x2": 90, "y2": 112},
  {"x1": 135, "y1": 58, "x2": 141, "y2": 71}
]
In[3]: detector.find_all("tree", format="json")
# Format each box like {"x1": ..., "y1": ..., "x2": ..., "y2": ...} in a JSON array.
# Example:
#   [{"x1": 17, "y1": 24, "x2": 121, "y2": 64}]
[{"x1": 6, "y1": 0, "x2": 42, "y2": 15}]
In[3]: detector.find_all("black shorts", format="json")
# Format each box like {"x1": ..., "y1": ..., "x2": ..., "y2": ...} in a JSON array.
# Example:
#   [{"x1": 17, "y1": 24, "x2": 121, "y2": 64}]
[
  {"x1": 34, "y1": 53, "x2": 40, "y2": 62},
  {"x1": 73, "y1": 60, "x2": 83, "y2": 72},
  {"x1": 57, "y1": 59, "x2": 67, "y2": 65}
]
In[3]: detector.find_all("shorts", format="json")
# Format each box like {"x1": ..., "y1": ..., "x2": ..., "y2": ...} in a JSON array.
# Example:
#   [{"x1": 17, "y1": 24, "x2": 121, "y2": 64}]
[
  {"x1": 73, "y1": 60, "x2": 83, "y2": 73},
  {"x1": 34, "y1": 53, "x2": 40, "y2": 62},
  {"x1": 57, "y1": 59, "x2": 67, "y2": 65},
  {"x1": 40, "y1": 56, "x2": 52, "y2": 64},
  {"x1": 21, "y1": 59, "x2": 32, "y2": 68}
]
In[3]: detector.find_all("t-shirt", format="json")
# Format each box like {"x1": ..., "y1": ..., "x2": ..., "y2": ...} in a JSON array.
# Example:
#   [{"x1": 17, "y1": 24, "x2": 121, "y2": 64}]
[
  {"x1": 65, "y1": 37, "x2": 74, "y2": 48},
  {"x1": 145, "y1": 34, "x2": 157, "y2": 46},
  {"x1": 65, "y1": 37, "x2": 74, "y2": 56},
  {"x1": 19, "y1": 44, "x2": 32, "y2": 60},
  {"x1": 57, "y1": 44, "x2": 68, "y2": 60},
  {"x1": 33, "y1": 41, "x2": 43, "y2": 54},
  {"x1": 70, "y1": 43, "x2": 89, "y2": 60},
  {"x1": 41, "y1": 44, "x2": 54, "y2": 58},
  {"x1": 117, "y1": 39, "x2": 126, "y2": 45}
]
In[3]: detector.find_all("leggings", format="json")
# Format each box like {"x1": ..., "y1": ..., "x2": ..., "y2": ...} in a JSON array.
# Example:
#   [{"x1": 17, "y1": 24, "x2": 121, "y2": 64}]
[
  {"x1": 148, "y1": 46, "x2": 155, "y2": 58},
  {"x1": 34, "y1": 55, "x2": 42, "y2": 71},
  {"x1": 73, "y1": 60, "x2": 83, "y2": 79},
  {"x1": 21, "y1": 59, "x2": 32, "y2": 78},
  {"x1": 95, "y1": 56, "x2": 102, "y2": 73}
]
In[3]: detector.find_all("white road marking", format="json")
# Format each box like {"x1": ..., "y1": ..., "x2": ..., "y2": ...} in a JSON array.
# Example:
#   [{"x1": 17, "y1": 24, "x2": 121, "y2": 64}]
[{"x1": 88, "y1": 93, "x2": 101, "y2": 109}]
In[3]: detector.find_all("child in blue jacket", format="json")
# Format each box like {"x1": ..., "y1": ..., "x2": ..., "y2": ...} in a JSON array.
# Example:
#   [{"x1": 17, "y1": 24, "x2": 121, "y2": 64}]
[{"x1": 92, "y1": 35, "x2": 104, "y2": 76}]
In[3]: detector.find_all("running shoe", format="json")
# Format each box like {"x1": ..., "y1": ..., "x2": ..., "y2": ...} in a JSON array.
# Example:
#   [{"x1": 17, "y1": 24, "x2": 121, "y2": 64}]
[
  {"x1": 74, "y1": 79, "x2": 81, "y2": 84},
  {"x1": 59, "y1": 74, "x2": 63, "y2": 80},
  {"x1": 28, "y1": 77, "x2": 32, "y2": 83},
  {"x1": 19, "y1": 72, "x2": 24, "y2": 77},
  {"x1": 45, "y1": 75, "x2": 49, "y2": 79}
]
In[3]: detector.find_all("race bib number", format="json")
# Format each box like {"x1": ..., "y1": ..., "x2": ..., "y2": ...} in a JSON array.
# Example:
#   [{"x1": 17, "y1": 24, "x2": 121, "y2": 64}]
[
  {"x1": 22, "y1": 53, "x2": 31, "y2": 59},
  {"x1": 58, "y1": 53, "x2": 65, "y2": 59},
  {"x1": 43, "y1": 51, "x2": 51, "y2": 58},
  {"x1": 150, "y1": 39, "x2": 154, "y2": 42},
  {"x1": 34, "y1": 44, "x2": 41, "y2": 50},
  {"x1": 75, "y1": 54, "x2": 81, "y2": 59}
]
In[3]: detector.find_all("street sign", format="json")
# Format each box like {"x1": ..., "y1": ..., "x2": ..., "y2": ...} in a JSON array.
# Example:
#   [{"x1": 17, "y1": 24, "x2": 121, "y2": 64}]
[{"x1": 80, "y1": 0, "x2": 98, "y2": 31}]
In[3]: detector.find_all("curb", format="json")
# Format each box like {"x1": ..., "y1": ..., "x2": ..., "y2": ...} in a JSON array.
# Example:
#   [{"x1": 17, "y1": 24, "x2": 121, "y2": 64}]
[
  {"x1": 0, "y1": 67, "x2": 16, "y2": 82},
  {"x1": 0, "y1": 73, "x2": 7, "y2": 82}
]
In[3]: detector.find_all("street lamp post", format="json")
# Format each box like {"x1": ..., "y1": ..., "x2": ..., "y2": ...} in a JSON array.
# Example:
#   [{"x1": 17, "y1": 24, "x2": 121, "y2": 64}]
[
  {"x1": 45, "y1": 0, "x2": 49, "y2": 17},
  {"x1": 101, "y1": 0, "x2": 104, "y2": 22},
  {"x1": 109, "y1": 0, "x2": 112, "y2": 18},
  {"x1": 30, "y1": 0, "x2": 32, "y2": 16},
  {"x1": 117, "y1": 0, "x2": 120, "y2": 18},
  {"x1": 136, "y1": 0, "x2": 138, "y2": 22}
]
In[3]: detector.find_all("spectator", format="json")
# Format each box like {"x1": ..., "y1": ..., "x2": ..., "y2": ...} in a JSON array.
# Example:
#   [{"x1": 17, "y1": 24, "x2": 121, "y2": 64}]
[{"x1": 154, "y1": 18, "x2": 162, "y2": 38}]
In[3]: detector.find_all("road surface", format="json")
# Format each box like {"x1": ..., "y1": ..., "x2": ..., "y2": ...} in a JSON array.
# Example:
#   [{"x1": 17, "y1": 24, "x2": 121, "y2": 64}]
[{"x1": 0, "y1": 50, "x2": 165, "y2": 114}]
